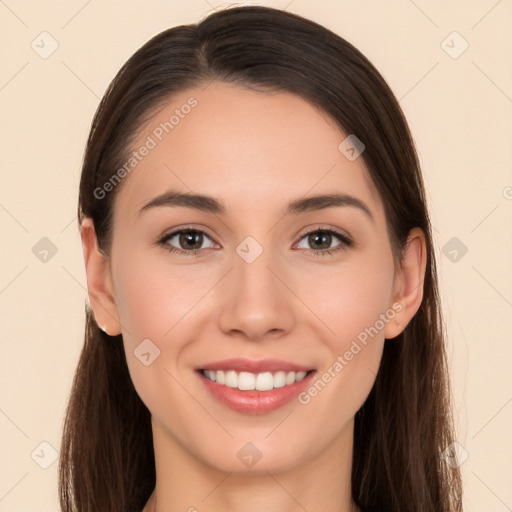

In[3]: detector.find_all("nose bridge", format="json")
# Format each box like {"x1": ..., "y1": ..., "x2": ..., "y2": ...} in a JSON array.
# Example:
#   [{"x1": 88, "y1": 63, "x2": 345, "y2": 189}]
[
  {"x1": 216, "y1": 233, "x2": 295, "y2": 340},
  {"x1": 234, "y1": 233, "x2": 282, "y2": 305}
]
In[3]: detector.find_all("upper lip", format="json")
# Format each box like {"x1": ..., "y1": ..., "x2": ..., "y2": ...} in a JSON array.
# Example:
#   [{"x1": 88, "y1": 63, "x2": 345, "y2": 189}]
[{"x1": 197, "y1": 358, "x2": 314, "y2": 373}]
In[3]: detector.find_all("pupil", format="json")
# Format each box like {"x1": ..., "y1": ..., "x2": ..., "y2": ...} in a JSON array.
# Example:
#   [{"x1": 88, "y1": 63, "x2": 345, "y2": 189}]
[
  {"x1": 181, "y1": 231, "x2": 202, "y2": 250},
  {"x1": 311, "y1": 232, "x2": 330, "y2": 250},
  {"x1": 177, "y1": 231, "x2": 332, "y2": 251}
]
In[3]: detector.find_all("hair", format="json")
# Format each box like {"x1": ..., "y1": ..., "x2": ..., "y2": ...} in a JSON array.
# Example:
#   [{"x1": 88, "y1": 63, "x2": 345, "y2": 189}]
[{"x1": 59, "y1": 5, "x2": 463, "y2": 512}]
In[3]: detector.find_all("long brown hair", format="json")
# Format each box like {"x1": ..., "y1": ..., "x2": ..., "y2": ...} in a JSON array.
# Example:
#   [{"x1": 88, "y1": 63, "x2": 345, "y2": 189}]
[{"x1": 59, "y1": 5, "x2": 463, "y2": 511}]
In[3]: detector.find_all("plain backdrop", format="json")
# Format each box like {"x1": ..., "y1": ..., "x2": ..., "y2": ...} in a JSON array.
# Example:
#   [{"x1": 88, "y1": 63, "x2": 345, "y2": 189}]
[{"x1": 0, "y1": 1, "x2": 511, "y2": 510}]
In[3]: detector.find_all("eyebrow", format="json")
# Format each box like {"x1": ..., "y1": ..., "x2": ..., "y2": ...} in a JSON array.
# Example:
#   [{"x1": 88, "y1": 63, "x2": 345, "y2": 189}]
[{"x1": 138, "y1": 190, "x2": 374, "y2": 223}]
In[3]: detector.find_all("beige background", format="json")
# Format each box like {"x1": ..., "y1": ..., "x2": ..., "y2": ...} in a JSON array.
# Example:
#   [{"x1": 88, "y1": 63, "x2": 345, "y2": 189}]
[{"x1": 1, "y1": 0, "x2": 511, "y2": 510}]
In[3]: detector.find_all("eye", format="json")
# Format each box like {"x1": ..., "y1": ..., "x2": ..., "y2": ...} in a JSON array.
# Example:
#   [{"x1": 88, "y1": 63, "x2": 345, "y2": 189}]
[
  {"x1": 157, "y1": 225, "x2": 353, "y2": 257},
  {"x1": 158, "y1": 226, "x2": 217, "y2": 256},
  {"x1": 295, "y1": 226, "x2": 353, "y2": 257}
]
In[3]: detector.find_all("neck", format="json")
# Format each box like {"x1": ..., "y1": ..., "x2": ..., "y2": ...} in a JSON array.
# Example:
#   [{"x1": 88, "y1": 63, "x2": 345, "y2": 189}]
[{"x1": 142, "y1": 417, "x2": 360, "y2": 512}]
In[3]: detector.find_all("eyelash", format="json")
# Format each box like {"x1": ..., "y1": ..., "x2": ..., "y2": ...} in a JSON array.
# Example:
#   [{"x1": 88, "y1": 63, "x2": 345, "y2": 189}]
[{"x1": 157, "y1": 225, "x2": 353, "y2": 258}]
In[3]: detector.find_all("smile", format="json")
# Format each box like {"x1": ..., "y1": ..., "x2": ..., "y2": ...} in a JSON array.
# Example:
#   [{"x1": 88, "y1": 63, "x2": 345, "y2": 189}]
[
  {"x1": 201, "y1": 369, "x2": 310, "y2": 391},
  {"x1": 196, "y1": 358, "x2": 317, "y2": 414}
]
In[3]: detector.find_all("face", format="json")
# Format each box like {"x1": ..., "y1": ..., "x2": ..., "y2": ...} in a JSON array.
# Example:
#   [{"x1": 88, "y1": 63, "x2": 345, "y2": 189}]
[{"x1": 98, "y1": 81, "x2": 407, "y2": 474}]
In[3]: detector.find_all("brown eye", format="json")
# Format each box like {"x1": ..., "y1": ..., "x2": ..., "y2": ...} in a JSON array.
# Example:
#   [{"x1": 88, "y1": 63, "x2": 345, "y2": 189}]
[
  {"x1": 160, "y1": 228, "x2": 216, "y2": 255},
  {"x1": 295, "y1": 227, "x2": 353, "y2": 256},
  {"x1": 307, "y1": 231, "x2": 334, "y2": 250},
  {"x1": 178, "y1": 231, "x2": 204, "y2": 250}
]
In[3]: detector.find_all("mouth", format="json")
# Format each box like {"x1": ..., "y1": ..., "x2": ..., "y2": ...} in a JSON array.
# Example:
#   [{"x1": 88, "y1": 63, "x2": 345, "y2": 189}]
[
  {"x1": 199, "y1": 368, "x2": 312, "y2": 391},
  {"x1": 195, "y1": 358, "x2": 316, "y2": 414}
]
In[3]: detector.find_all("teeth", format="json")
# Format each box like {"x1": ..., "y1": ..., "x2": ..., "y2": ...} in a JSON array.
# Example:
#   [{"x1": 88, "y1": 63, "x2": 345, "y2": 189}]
[
  {"x1": 256, "y1": 372, "x2": 274, "y2": 391},
  {"x1": 201, "y1": 369, "x2": 309, "y2": 391},
  {"x1": 238, "y1": 371, "x2": 255, "y2": 390},
  {"x1": 285, "y1": 371, "x2": 296, "y2": 385},
  {"x1": 273, "y1": 371, "x2": 286, "y2": 388},
  {"x1": 225, "y1": 370, "x2": 238, "y2": 388}
]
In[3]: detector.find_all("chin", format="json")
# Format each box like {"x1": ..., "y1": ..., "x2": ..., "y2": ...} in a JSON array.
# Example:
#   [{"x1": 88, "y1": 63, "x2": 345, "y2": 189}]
[{"x1": 194, "y1": 436, "x2": 314, "y2": 476}]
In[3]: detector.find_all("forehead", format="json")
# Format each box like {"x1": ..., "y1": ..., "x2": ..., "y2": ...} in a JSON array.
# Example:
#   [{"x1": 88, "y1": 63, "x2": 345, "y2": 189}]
[{"x1": 113, "y1": 81, "x2": 383, "y2": 223}]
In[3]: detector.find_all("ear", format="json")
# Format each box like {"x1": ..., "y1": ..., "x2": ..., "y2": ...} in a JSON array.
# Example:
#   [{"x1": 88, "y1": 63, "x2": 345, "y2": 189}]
[
  {"x1": 384, "y1": 227, "x2": 427, "y2": 340},
  {"x1": 80, "y1": 217, "x2": 122, "y2": 336}
]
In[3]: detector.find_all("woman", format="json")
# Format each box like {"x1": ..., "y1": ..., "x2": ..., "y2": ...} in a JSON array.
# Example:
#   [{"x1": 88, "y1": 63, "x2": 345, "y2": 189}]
[{"x1": 59, "y1": 5, "x2": 463, "y2": 512}]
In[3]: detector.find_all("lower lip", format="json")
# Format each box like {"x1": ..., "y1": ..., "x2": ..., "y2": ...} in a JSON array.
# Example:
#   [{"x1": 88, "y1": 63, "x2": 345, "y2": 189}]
[{"x1": 197, "y1": 370, "x2": 316, "y2": 414}]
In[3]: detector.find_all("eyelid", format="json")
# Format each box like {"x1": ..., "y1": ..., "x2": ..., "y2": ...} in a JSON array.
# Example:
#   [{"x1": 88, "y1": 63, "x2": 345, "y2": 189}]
[
  {"x1": 157, "y1": 224, "x2": 218, "y2": 249},
  {"x1": 157, "y1": 223, "x2": 353, "y2": 255},
  {"x1": 295, "y1": 224, "x2": 353, "y2": 245}
]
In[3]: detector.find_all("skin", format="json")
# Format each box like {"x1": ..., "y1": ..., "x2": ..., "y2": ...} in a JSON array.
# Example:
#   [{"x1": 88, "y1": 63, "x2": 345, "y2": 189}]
[{"x1": 81, "y1": 81, "x2": 427, "y2": 512}]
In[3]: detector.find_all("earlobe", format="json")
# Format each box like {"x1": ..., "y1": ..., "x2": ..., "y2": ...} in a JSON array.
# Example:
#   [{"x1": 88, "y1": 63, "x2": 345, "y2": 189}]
[
  {"x1": 80, "y1": 218, "x2": 122, "y2": 336},
  {"x1": 384, "y1": 227, "x2": 427, "y2": 340}
]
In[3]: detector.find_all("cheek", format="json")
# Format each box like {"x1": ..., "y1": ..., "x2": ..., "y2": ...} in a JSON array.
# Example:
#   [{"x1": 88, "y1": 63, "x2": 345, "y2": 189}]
[
  {"x1": 304, "y1": 255, "x2": 395, "y2": 346},
  {"x1": 111, "y1": 253, "x2": 196, "y2": 420},
  {"x1": 112, "y1": 248, "x2": 206, "y2": 344},
  {"x1": 297, "y1": 254, "x2": 394, "y2": 402},
  {"x1": 110, "y1": 249, "x2": 211, "y2": 394}
]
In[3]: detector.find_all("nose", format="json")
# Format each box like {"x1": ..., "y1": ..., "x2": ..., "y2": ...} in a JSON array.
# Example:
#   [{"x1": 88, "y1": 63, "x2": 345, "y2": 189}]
[{"x1": 216, "y1": 242, "x2": 296, "y2": 342}]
